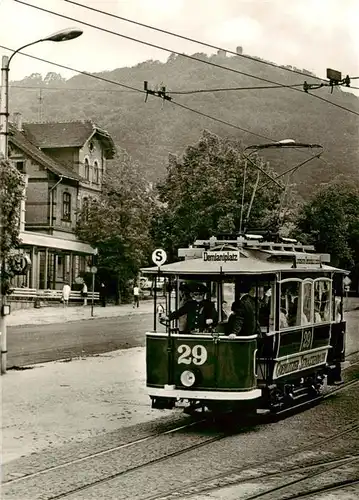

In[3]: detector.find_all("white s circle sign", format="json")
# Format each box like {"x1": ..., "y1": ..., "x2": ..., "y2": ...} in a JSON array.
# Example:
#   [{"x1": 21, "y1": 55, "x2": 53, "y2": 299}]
[{"x1": 152, "y1": 248, "x2": 167, "y2": 267}]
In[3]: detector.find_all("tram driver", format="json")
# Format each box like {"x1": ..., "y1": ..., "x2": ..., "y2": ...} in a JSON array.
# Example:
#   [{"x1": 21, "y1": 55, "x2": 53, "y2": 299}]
[{"x1": 162, "y1": 282, "x2": 218, "y2": 334}]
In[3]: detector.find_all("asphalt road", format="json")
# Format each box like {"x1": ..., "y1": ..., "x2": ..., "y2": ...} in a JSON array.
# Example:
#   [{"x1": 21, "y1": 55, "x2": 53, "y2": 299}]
[
  {"x1": 7, "y1": 309, "x2": 359, "y2": 369},
  {"x1": 7, "y1": 314, "x2": 152, "y2": 368}
]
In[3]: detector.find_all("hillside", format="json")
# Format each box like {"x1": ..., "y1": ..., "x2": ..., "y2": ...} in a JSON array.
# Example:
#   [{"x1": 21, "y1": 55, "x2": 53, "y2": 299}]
[{"x1": 9, "y1": 51, "x2": 359, "y2": 197}]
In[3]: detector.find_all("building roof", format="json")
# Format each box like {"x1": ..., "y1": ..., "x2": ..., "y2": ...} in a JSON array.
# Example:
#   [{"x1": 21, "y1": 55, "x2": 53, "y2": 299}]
[
  {"x1": 23, "y1": 120, "x2": 116, "y2": 159},
  {"x1": 9, "y1": 124, "x2": 81, "y2": 181}
]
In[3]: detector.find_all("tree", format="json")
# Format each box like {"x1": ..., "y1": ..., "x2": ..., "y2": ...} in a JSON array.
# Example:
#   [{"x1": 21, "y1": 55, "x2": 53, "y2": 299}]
[
  {"x1": 151, "y1": 130, "x2": 283, "y2": 260},
  {"x1": 76, "y1": 150, "x2": 156, "y2": 302},
  {"x1": 293, "y1": 181, "x2": 359, "y2": 269},
  {"x1": 0, "y1": 159, "x2": 25, "y2": 294}
]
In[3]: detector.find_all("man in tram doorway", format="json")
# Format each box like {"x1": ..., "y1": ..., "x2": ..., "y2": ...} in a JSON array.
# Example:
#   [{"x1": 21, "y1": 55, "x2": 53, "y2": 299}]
[
  {"x1": 226, "y1": 281, "x2": 259, "y2": 337},
  {"x1": 163, "y1": 282, "x2": 218, "y2": 333}
]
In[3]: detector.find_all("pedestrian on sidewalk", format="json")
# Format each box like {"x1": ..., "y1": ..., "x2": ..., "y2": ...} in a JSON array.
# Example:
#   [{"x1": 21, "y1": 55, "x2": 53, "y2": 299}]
[
  {"x1": 62, "y1": 282, "x2": 71, "y2": 307},
  {"x1": 82, "y1": 282, "x2": 88, "y2": 306},
  {"x1": 100, "y1": 282, "x2": 107, "y2": 307},
  {"x1": 133, "y1": 283, "x2": 140, "y2": 308}
]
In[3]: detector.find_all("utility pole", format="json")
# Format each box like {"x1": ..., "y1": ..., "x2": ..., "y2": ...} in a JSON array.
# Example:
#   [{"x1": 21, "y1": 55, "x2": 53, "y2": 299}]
[
  {"x1": 0, "y1": 55, "x2": 9, "y2": 158},
  {"x1": 0, "y1": 55, "x2": 9, "y2": 374}
]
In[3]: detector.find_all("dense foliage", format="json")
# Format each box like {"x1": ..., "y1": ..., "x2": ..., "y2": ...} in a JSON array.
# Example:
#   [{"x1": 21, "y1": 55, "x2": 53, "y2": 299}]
[
  {"x1": 151, "y1": 130, "x2": 283, "y2": 259},
  {"x1": 0, "y1": 159, "x2": 25, "y2": 294},
  {"x1": 10, "y1": 53, "x2": 359, "y2": 198},
  {"x1": 76, "y1": 150, "x2": 156, "y2": 302},
  {"x1": 294, "y1": 181, "x2": 359, "y2": 272}
]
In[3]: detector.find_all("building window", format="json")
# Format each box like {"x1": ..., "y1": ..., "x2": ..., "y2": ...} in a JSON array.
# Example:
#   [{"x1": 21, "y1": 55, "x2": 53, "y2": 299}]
[
  {"x1": 82, "y1": 197, "x2": 89, "y2": 220},
  {"x1": 62, "y1": 192, "x2": 71, "y2": 221},
  {"x1": 84, "y1": 158, "x2": 89, "y2": 180},
  {"x1": 14, "y1": 161, "x2": 25, "y2": 172},
  {"x1": 93, "y1": 161, "x2": 99, "y2": 183}
]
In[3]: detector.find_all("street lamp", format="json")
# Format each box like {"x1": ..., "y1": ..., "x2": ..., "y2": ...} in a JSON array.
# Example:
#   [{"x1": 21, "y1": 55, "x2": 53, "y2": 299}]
[
  {"x1": 0, "y1": 28, "x2": 82, "y2": 375},
  {"x1": 0, "y1": 27, "x2": 83, "y2": 158}
]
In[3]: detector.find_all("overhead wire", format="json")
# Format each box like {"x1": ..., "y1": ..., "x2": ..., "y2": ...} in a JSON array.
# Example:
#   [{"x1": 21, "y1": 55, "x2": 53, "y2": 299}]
[
  {"x1": 62, "y1": 0, "x2": 359, "y2": 101},
  {"x1": 62, "y1": 0, "x2": 324, "y2": 82},
  {"x1": 15, "y1": 0, "x2": 359, "y2": 117},
  {"x1": 9, "y1": 83, "x2": 305, "y2": 94},
  {"x1": 0, "y1": 44, "x2": 275, "y2": 142}
]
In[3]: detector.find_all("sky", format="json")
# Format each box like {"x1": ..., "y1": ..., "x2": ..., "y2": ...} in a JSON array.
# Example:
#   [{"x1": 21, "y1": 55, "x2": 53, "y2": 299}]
[{"x1": 0, "y1": 0, "x2": 358, "y2": 87}]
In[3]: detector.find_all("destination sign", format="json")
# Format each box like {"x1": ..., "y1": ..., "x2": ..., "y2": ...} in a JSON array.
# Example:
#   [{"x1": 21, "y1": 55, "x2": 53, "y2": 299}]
[
  {"x1": 273, "y1": 349, "x2": 327, "y2": 379},
  {"x1": 203, "y1": 250, "x2": 239, "y2": 263},
  {"x1": 294, "y1": 254, "x2": 322, "y2": 269}
]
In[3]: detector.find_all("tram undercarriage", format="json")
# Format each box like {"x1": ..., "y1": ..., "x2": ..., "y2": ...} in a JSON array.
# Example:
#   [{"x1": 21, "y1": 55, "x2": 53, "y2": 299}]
[{"x1": 150, "y1": 364, "x2": 341, "y2": 416}]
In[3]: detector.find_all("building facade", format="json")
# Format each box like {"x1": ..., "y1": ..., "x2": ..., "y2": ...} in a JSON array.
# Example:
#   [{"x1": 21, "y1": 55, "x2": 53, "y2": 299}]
[{"x1": 8, "y1": 116, "x2": 115, "y2": 293}]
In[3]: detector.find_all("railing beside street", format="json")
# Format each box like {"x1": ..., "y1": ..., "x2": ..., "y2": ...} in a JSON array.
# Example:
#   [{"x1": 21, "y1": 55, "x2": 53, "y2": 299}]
[{"x1": 9, "y1": 288, "x2": 100, "y2": 303}]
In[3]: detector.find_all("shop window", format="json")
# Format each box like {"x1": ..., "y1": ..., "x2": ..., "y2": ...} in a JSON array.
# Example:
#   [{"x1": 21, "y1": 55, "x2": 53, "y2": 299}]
[{"x1": 62, "y1": 192, "x2": 71, "y2": 221}]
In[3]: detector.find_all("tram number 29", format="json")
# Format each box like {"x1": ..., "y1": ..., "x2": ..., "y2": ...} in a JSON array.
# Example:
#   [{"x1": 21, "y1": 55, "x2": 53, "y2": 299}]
[{"x1": 177, "y1": 344, "x2": 208, "y2": 366}]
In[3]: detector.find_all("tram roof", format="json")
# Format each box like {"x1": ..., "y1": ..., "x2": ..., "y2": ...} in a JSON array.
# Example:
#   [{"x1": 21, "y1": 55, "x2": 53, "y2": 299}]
[{"x1": 142, "y1": 257, "x2": 345, "y2": 276}]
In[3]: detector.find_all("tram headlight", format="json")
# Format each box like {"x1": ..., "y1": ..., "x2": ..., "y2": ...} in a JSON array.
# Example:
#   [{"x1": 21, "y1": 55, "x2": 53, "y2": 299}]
[{"x1": 180, "y1": 370, "x2": 196, "y2": 387}]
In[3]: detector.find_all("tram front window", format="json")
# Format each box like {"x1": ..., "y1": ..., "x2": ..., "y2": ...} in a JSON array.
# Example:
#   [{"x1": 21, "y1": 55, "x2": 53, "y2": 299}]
[{"x1": 164, "y1": 281, "x2": 218, "y2": 333}]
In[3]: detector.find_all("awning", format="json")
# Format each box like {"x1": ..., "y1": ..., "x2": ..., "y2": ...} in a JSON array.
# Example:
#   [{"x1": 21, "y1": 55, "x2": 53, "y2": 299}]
[{"x1": 19, "y1": 231, "x2": 96, "y2": 254}]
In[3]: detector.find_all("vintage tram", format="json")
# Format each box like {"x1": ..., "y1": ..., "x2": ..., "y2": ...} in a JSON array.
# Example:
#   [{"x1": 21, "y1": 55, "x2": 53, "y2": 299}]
[{"x1": 143, "y1": 233, "x2": 347, "y2": 414}]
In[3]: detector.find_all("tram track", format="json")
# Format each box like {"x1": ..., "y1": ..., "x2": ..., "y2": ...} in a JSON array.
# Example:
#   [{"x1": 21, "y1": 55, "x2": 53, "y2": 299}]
[
  {"x1": 3, "y1": 377, "x2": 358, "y2": 500},
  {"x1": 240, "y1": 454, "x2": 359, "y2": 500},
  {"x1": 2, "y1": 417, "x2": 234, "y2": 500},
  {"x1": 2, "y1": 417, "x2": 208, "y2": 485},
  {"x1": 143, "y1": 379, "x2": 359, "y2": 500}
]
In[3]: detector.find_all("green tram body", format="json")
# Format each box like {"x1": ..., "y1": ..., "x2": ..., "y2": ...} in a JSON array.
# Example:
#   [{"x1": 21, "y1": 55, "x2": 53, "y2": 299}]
[{"x1": 143, "y1": 235, "x2": 347, "y2": 413}]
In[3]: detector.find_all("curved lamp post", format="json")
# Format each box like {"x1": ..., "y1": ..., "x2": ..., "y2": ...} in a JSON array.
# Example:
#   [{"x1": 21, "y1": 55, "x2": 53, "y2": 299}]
[
  {"x1": 0, "y1": 27, "x2": 83, "y2": 158},
  {"x1": 0, "y1": 28, "x2": 82, "y2": 375}
]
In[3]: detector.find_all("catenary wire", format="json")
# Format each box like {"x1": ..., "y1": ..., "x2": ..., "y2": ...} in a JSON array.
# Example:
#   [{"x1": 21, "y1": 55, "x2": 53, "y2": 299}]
[
  {"x1": 15, "y1": 0, "x2": 359, "y2": 117},
  {"x1": 0, "y1": 45, "x2": 330, "y2": 168},
  {"x1": 1, "y1": 43, "x2": 331, "y2": 176},
  {"x1": 0, "y1": 44, "x2": 276, "y2": 142},
  {"x1": 62, "y1": 0, "x2": 325, "y2": 82},
  {"x1": 9, "y1": 83, "x2": 305, "y2": 94},
  {"x1": 62, "y1": 0, "x2": 359, "y2": 99}
]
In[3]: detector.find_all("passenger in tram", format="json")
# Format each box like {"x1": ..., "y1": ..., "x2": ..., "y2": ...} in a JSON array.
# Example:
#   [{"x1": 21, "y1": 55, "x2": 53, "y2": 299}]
[
  {"x1": 225, "y1": 283, "x2": 258, "y2": 337},
  {"x1": 163, "y1": 282, "x2": 218, "y2": 333}
]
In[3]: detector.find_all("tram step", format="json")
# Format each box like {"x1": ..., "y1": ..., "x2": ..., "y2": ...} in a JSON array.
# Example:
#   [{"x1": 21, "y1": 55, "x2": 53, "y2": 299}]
[{"x1": 287, "y1": 387, "x2": 311, "y2": 401}]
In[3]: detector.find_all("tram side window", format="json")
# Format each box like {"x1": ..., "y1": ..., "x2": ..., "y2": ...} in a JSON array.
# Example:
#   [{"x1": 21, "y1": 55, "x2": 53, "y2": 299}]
[
  {"x1": 280, "y1": 280, "x2": 301, "y2": 328},
  {"x1": 302, "y1": 281, "x2": 313, "y2": 324},
  {"x1": 314, "y1": 279, "x2": 331, "y2": 323}
]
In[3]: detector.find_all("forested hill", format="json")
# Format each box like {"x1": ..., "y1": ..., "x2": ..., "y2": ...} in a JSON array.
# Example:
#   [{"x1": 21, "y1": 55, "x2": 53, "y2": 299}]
[{"x1": 9, "y1": 51, "x2": 359, "y2": 197}]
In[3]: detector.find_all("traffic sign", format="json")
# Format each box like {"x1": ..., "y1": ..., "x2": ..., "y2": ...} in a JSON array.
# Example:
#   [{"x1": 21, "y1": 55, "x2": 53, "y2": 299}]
[
  {"x1": 90, "y1": 266, "x2": 98, "y2": 274},
  {"x1": 343, "y1": 276, "x2": 351, "y2": 286},
  {"x1": 152, "y1": 248, "x2": 167, "y2": 267}
]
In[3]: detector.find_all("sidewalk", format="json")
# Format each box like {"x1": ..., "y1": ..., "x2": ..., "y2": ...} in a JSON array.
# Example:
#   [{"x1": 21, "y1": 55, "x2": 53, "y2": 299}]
[
  {"x1": 7, "y1": 299, "x2": 156, "y2": 327},
  {"x1": 7, "y1": 296, "x2": 359, "y2": 327}
]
